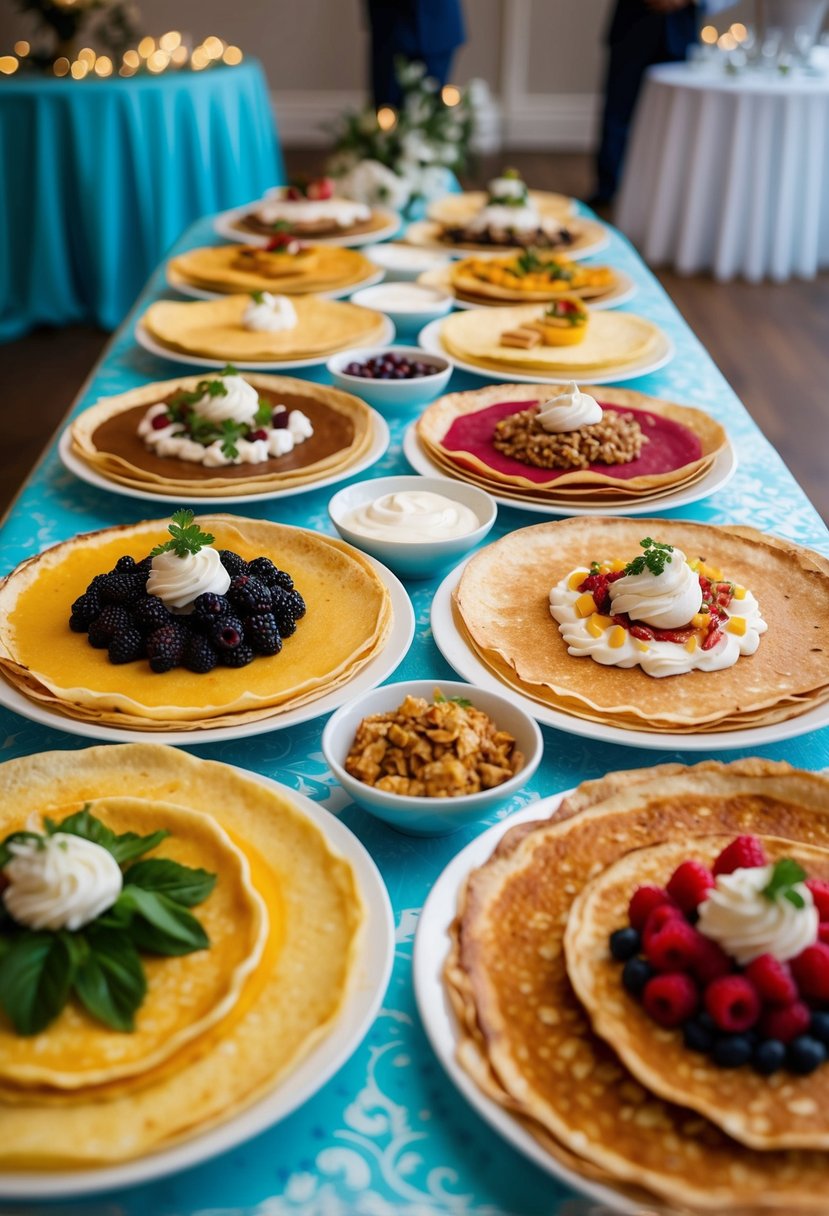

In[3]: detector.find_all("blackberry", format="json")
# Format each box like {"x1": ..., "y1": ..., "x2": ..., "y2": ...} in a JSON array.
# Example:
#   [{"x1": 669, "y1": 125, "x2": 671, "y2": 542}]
[
  {"x1": 206, "y1": 615, "x2": 244, "y2": 652},
  {"x1": 108, "y1": 628, "x2": 144, "y2": 665},
  {"x1": 98, "y1": 571, "x2": 144, "y2": 606},
  {"x1": 192, "y1": 592, "x2": 232, "y2": 622},
  {"x1": 228, "y1": 575, "x2": 271, "y2": 615},
  {"x1": 115, "y1": 555, "x2": 136, "y2": 572},
  {"x1": 269, "y1": 585, "x2": 305, "y2": 636},
  {"x1": 245, "y1": 612, "x2": 282, "y2": 656},
  {"x1": 220, "y1": 644, "x2": 254, "y2": 668},
  {"x1": 146, "y1": 623, "x2": 187, "y2": 673},
  {"x1": 135, "y1": 555, "x2": 154, "y2": 574},
  {"x1": 183, "y1": 633, "x2": 218, "y2": 674},
  {"x1": 218, "y1": 550, "x2": 247, "y2": 578},
  {"x1": 70, "y1": 590, "x2": 101, "y2": 630},
  {"x1": 246, "y1": 557, "x2": 294, "y2": 589},
  {"x1": 132, "y1": 595, "x2": 172, "y2": 634},
  {"x1": 88, "y1": 605, "x2": 131, "y2": 648}
]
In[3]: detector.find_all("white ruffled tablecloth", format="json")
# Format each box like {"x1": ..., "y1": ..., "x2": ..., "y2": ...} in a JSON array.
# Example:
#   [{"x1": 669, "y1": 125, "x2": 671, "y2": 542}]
[{"x1": 616, "y1": 62, "x2": 829, "y2": 282}]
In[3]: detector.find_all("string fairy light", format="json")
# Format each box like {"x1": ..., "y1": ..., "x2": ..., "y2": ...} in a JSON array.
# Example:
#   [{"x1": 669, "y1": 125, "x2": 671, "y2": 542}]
[
  {"x1": 441, "y1": 84, "x2": 461, "y2": 106},
  {"x1": 2, "y1": 32, "x2": 245, "y2": 80}
]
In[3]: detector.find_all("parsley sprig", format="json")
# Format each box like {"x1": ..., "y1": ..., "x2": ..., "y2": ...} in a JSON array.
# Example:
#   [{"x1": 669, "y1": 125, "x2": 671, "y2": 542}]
[
  {"x1": 151, "y1": 510, "x2": 215, "y2": 560},
  {"x1": 434, "y1": 689, "x2": 473, "y2": 709},
  {"x1": 624, "y1": 538, "x2": 675, "y2": 578},
  {"x1": 761, "y1": 858, "x2": 807, "y2": 910}
]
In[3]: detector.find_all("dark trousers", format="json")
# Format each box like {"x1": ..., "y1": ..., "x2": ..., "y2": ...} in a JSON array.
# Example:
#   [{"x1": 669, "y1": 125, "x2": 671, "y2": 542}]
[
  {"x1": 595, "y1": 2, "x2": 698, "y2": 201},
  {"x1": 371, "y1": 46, "x2": 454, "y2": 107}
]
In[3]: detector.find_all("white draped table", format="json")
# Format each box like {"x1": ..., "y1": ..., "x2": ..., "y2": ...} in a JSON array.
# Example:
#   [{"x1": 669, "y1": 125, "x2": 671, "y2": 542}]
[{"x1": 616, "y1": 62, "x2": 829, "y2": 281}]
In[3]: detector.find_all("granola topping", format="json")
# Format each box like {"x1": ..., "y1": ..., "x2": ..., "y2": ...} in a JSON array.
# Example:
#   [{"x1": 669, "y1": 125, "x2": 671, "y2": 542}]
[{"x1": 492, "y1": 403, "x2": 645, "y2": 470}]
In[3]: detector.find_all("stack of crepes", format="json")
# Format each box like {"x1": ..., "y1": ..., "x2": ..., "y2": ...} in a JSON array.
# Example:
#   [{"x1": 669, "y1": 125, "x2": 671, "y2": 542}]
[
  {"x1": 0, "y1": 516, "x2": 392, "y2": 731},
  {"x1": 446, "y1": 759, "x2": 829, "y2": 1211},
  {"x1": 417, "y1": 384, "x2": 728, "y2": 507},
  {"x1": 70, "y1": 374, "x2": 377, "y2": 499},
  {"x1": 418, "y1": 257, "x2": 621, "y2": 308},
  {"x1": 435, "y1": 305, "x2": 667, "y2": 379},
  {"x1": 451, "y1": 518, "x2": 829, "y2": 734},
  {"x1": 0, "y1": 745, "x2": 363, "y2": 1168},
  {"x1": 140, "y1": 295, "x2": 387, "y2": 362},
  {"x1": 426, "y1": 188, "x2": 576, "y2": 227},
  {"x1": 167, "y1": 244, "x2": 379, "y2": 297}
]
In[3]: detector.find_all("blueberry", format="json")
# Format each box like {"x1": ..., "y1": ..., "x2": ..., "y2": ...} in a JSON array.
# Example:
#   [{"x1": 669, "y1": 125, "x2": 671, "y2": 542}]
[
  {"x1": 810, "y1": 1011, "x2": 829, "y2": 1044},
  {"x1": 697, "y1": 1010, "x2": 717, "y2": 1033},
  {"x1": 788, "y1": 1035, "x2": 827, "y2": 1075},
  {"x1": 609, "y1": 927, "x2": 641, "y2": 962},
  {"x1": 683, "y1": 1017, "x2": 714, "y2": 1053},
  {"x1": 621, "y1": 956, "x2": 653, "y2": 997},
  {"x1": 712, "y1": 1034, "x2": 753, "y2": 1068},
  {"x1": 753, "y1": 1039, "x2": 786, "y2": 1076}
]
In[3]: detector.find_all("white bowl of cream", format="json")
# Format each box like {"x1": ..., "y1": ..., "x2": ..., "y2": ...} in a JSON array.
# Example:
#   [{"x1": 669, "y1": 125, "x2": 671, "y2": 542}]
[
  {"x1": 328, "y1": 475, "x2": 496, "y2": 579},
  {"x1": 350, "y1": 283, "x2": 453, "y2": 337},
  {"x1": 363, "y1": 242, "x2": 452, "y2": 281}
]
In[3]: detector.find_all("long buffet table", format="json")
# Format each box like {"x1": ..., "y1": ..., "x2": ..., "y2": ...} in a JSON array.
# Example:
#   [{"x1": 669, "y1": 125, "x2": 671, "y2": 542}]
[{"x1": 2, "y1": 211, "x2": 828, "y2": 1215}]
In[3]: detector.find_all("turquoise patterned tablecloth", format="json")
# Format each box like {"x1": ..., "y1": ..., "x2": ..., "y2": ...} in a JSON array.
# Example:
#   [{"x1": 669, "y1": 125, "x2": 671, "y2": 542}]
[
  {"x1": 0, "y1": 62, "x2": 283, "y2": 342},
  {"x1": 1, "y1": 212, "x2": 828, "y2": 1216}
]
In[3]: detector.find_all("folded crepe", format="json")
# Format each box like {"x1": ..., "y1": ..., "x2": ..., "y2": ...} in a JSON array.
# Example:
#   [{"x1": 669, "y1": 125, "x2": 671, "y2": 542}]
[{"x1": 168, "y1": 244, "x2": 377, "y2": 296}]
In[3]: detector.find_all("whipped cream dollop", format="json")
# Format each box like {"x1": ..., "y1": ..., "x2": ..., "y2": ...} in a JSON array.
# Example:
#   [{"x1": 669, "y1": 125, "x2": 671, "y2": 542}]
[
  {"x1": 488, "y1": 174, "x2": 528, "y2": 202},
  {"x1": 608, "y1": 547, "x2": 702, "y2": 630},
  {"x1": 255, "y1": 196, "x2": 370, "y2": 228},
  {"x1": 138, "y1": 402, "x2": 314, "y2": 468},
  {"x1": 147, "y1": 547, "x2": 231, "y2": 612},
  {"x1": 536, "y1": 383, "x2": 603, "y2": 433},
  {"x1": 3, "y1": 833, "x2": 123, "y2": 931},
  {"x1": 189, "y1": 374, "x2": 259, "y2": 426},
  {"x1": 468, "y1": 202, "x2": 542, "y2": 235},
  {"x1": 242, "y1": 293, "x2": 297, "y2": 333},
  {"x1": 697, "y1": 864, "x2": 818, "y2": 965},
  {"x1": 343, "y1": 491, "x2": 480, "y2": 544}
]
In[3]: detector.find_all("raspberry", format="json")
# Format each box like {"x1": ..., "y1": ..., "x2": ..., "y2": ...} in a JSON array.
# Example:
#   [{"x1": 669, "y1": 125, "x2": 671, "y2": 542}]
[
  {"x1": 692, "y1": 936, "x2": 732, "y2": 985},
  {"x1": 146, "y1": 624, "x2": 186, "y2": 673},
  {"x1": 819, "y1": 924, "x2": 829, "y2": 945},
  {"x1": 207, "y1": 616, "x2": 244, "y2": 653},
  {"x1": 245, "y1": 612, "x2": 282, "y2": 656},
  {"x1": 791, "y1": 943, "x2": 829, "y2": 1001},
  {"x1": 645, "y1": 919, "x2": 703, "y2": 972},
  {"x1": 183, "y1": 634, "x2": 218, "y2": 674},
  {"x1": 108, "y1": 628, "x2": 144, "y2": 665},
  {"x1": 712, "y1": 835, "x2": 767, "y2": 876},
  {"x1": 131, "y1": 595, "x2": 172, "y2": 635},
  {"x1": 642, "y1": 973, "x2": 699, "y2": 1028},
  {"x1": 220, "y1": 644, "x2": 254, "y2": 668},
  {"x1": 704, "y1": 975, "x2": 761, "y2": 1032},
  {"x1": 806, "y1": 879, "x2": 829, "y2": 921},
  {"x1": 228, "y1": 575, "x2": 271, "y2": 615},
  {"x1": 192, "y1": 592, "x2": 232, "y2": 622},
  {"x1": 87, "y1": 605, "x2": 131, "y2": 648},
  {"x1": 744, "y1": 954, "x2": 798, "y2": 1006},
  {"x1": 666, "y1": 861, "x2": 715, "y2": 913},
  {"x1": 218, "y1": 550, "x2": 248, "y2": 578},
  {"x1": 760, "y1": 1001, "x2": 811, "y2": 1043},
  {"x1": 628, "y1": 886, "x2": 671, "y2": 932},
  {"x1": 70, "y1": 590, "x2": 101, "y2": 629},
  {"x1": 642, "y1": 902, "x2": 684, "y2": 951}
]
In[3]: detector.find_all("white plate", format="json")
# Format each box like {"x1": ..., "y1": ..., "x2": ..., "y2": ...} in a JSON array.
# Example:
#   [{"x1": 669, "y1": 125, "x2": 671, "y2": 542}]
[
  {"x1": 405, "y1": 218, "x2": 610, "y2": 262},
  {"x1": 417, "y1": 318, "x2": 675, "y2": 386},
  {"x1": 429, "y1": 560, "x2": 829, "y2": 751},
  {"x1": 214, "y1": 203, "x2": 401, "y2": 248},
  {"x1": 57, "y1": 412, "x2": 390, "y2": 506},
  {"x1": 412, "y1": 791, "x2": 642, "y2": 1215},
  {"x1": 421, "y1": 267, "x2": 637, "y2": 313},
  {"x1": 0, "y1": 553, "x2": 415, "y2": 745},
  {"x1": 135, "y1": 316, "x2": 396, "y2": 371},
  {"x1": 166, "y1": 263, "x2": 386, "y2": 302},
  {"x1": 402, "y1": 422, "x2": 738, "y2": 517},
  {"x1": 1, "y1": 767, "x2": 394, "y2": 1200}
]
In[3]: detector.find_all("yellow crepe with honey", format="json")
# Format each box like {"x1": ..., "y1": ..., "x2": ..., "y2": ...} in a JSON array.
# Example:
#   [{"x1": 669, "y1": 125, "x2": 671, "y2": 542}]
[{"x1": 168, "y1": 244, "x2": 378, "y2": 296}]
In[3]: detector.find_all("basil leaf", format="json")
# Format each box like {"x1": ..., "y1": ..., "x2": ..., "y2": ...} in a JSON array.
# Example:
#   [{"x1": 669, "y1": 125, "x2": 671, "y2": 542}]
[
  {"x1": 74, "y1": 929, "x2": 146, "y2": 1032},
  {"x1": 0, "y1": 933, "x2": 75, "y2": 1035},
  {"x1": 124, "y1": 859, "x2": 216, "y2": 907},
  {"x1": 121, "y1": 887, "x2": 209, "y2": 955},
  {"x1": 45, "y1": 806, "x2": 169, "y2": 864},
  {"x1": 107, "y1": 830, "x2": 170, "y2": 866},
  {"x1": 0, "y1": 830, "x2": 42, "y2": 869}
]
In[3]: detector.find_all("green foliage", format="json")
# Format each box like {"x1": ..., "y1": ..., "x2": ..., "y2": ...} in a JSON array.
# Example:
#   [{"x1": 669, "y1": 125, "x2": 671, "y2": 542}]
[
  {"x1": 150, "y1": 510, "x2": 216, "y2": 559},
  {"x1": 762, "y1": 858, "x2": 808, "y2": 909},
  {"x1": 624, "y1": 538, "x2": 676, "y2": 578}
]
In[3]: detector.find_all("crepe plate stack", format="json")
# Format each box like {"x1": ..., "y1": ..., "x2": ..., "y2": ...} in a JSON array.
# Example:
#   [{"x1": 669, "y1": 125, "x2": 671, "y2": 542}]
[
  {"x1": 446, "y1": 759, "x2": 829, "y2": 1211},
  {"x1": 405, "y1": 217, "x2": 607, "y2": 259},
  {"x1": 418, "y1": 258, "x2": 622, "y2": 308},
  {"x1": 167, "y1": 244, "x2": 379, "y2": 297}
]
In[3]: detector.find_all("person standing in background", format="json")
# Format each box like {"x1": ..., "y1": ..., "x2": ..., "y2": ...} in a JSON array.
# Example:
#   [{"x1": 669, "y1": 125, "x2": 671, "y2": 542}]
[
  {"x1": 593, "y1": 0, "x2": 737, "y2": 206},
  {"x1": 366, "y1": 0, "x2": 466, "y2": 107}
]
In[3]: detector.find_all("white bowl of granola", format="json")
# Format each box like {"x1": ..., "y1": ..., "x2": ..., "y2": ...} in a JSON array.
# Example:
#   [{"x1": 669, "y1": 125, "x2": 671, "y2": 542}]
[{"x1": 321, "y1": 679, "x2": 543, "y2": 836}]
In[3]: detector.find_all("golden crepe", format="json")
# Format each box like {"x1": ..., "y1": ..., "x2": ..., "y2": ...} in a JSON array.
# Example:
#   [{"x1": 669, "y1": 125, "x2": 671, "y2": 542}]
[
  {"x1": 426, "y1": 189, "x2": 575, "y2": 226},
  {"x1": 452, "y1": 518, "x2": 829, "y2": 732},
  {"x1": 0, "y1": 516, "x2": 392, "y2": 731},
  {"x1": 405, "y1": 217, "x2": 607, "y2": 259},
  {"x1": 168, "y1": 244, "x2": 378, "y2": 296},
  {"x1": 439, "y1": 305, "x2": 662, "y2": 375},
  {"x1": 141, "y1": 295, "x2": 387, "y2": 362},
  {"x1": 566, "y1": 835, "x2": 829, "y2": 1151},
  {"x1": 419, "y1": 256, "x2": 619, "y2": 306},
  {"x1": 446, "y1": 759, "x2": 829, "y2": 1210},
  {"x1": 0, "y1": 744, "x2": 363, "y2": 1165},
  {"x1": 69, "y1": 374, "x2": 375, "y2": 499}
]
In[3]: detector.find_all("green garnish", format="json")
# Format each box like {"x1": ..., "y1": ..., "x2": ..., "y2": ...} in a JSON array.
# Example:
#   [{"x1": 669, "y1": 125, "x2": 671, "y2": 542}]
[
  {"x1": 150, "y1": 510, "x2": 215, "y2": 560},
  {"x1": 433, "y1": 690, "x2": 473, "y2": 708},
  {"x1": 762, "y1": 858, "x2": 807, "y2": 910},
  {"x1": 167, "y1": 369, "x2": 234, "y2": 418},
  {"x1": 0, "y1": 808, "x2": 216, "y2": 1035},
  {"x1": 254, "y1": 398, "x2": 274, "y2": 427},
  {"x1": 251, "y1": 290, "x2": 266, "y2": 304},
  {"x1": 624, "y1": 538, "x2": 675, "y2": 578}
]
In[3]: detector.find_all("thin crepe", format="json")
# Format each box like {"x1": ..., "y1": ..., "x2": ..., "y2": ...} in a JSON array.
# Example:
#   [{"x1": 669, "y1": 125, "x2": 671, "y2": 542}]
[{"x1": 168, "y1": 244, "x2": 377, "y2": 296}]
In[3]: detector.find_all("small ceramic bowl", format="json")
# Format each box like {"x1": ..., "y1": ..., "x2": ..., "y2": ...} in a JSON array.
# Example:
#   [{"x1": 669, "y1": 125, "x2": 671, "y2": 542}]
[
  {"x1": 327, "y1": 345, "x2": 452, "y2": 412},
  {"x1": 363, "y1": 242, "x2": 452, "y2": 281},
  {"x1": 328, "y1": 474, "x2": 496, "y2": 579},
  {"x1": 321, "y1": 679, "x2": 543, "y2": 836},
  {"x1": 350, "y1": 283, "x2": 453, "y2": 337}
]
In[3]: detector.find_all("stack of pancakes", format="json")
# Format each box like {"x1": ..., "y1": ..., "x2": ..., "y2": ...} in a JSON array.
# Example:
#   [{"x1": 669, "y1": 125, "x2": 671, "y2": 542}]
[
  {"x1": 451, "y1": 518, "x2": 829, "y2": 734},
  {"x1": 0, "y1": 745, "x2": 363, "y2": 1167},
  {"x1": 447, "y1": 760, "x2": 829, "y2": 1210},
  {"x1": 168, "y1": 244, "x2": 379, "y2": 297},
  {"x1": 0, "y1": 517, "x2": 392, "y2": 732},
  {"x1": 416, "y1": 384, "x2": 728, "y2": 509}
]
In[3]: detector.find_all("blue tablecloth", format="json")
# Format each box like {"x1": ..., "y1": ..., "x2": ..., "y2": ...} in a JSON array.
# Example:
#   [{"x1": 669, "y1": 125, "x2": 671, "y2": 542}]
[
  {"x1": 1, "y1": 213, "x2": 828, "y2": 1216},
  {"x1": 0, "y1": 61, "x2": 283, "y2": 342}
]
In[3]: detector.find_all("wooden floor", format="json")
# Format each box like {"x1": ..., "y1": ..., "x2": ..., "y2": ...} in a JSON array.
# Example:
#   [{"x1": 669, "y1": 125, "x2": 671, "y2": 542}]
[{"x1": 3, "y1": 151, "x2": 827, "y2": 521}]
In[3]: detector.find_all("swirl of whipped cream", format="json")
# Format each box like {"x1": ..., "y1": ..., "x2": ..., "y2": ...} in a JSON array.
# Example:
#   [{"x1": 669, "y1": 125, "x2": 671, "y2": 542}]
[
  {"x1": 191, "y1": 374, "x2": 259, "y2": 425},
  {"x1": 344, "y1": 490, "x2": 480, "y2": 543},
  {"x1": 468, "y1": 202, "x2": 541, "y2": 234},
  {"x1": 608, "y1": 547, "x2": 702, "y2": 630},
  {"x1": 697, "y1": 864, "x2": 818, "y2": 965},
  {"x1": 146, "y1": 547, "x2": 231, "y2": 612},
  {"x1": 536, "y1": 383, "x2": 602, "y2": 433},
  {"x1": 489, "y1": 175, "x2": 527, "y2": 201},
  {"x1": 243, "y1": 293, "x2": 297, "y2": 333},
  {"x1": 3, "y1": 833, "x2": 123, "y2": 931}
]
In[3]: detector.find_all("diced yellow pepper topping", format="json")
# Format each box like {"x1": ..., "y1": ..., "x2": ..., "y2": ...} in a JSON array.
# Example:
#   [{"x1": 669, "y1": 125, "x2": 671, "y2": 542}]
[
  {"x1": 688, "y1": 558, "x2": 699, "y2": 571},
  {"x1": 685, "y1": 635, "x2": 698, "y2": 653},
  {"x1": 691, "y1": 612, "x2": 710, "y2": 630},
  {"x1": 608, "y1": 558, "x2": 627, "y2": 572},
  {"x1": 732, "y1": 585, "x2": 746, "y2": 600},
  {"x1": 727, "y1": 616, "x2": 747, "y2": 636},
  {"x1": 634, "y1": 638, "x2": 649, "y2": 652},
  {"x1": 609, "y1": 625, "x2": 627, "y2": 648},
  {"x1": 568, "y1": 569, "x2": 589, "y2": 591},
  {"x1": 575, "y1": 591, "x2": 597, "y2": 618},
  {"x1": 586, "y1": 613, "x2": 615, "y2": 637},
  {"x1": 698, "y1": 562, "x2": 724, "y2": 580}
]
